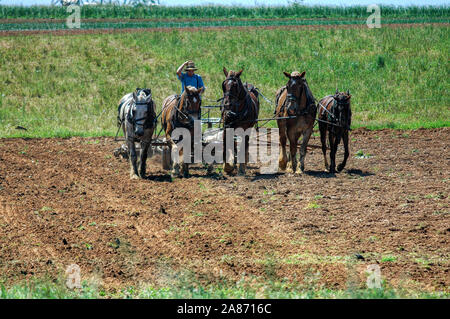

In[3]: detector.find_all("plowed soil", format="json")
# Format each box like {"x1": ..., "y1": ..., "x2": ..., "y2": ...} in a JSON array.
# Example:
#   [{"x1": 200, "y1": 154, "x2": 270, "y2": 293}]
[{"x1": 0, "y1": 128, "x2": 449, "y2": 292}]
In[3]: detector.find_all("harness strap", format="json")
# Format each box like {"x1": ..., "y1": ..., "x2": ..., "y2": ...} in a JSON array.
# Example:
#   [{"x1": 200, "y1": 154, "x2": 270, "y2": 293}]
[{"x1": 318, "y1": 97, "x2": 337, "y2": 121}]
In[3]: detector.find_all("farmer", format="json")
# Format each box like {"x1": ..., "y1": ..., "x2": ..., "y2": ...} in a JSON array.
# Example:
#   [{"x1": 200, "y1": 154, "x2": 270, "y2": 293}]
[{"x1": 176, "y1": 60, "x2": 205, "y2": 97}]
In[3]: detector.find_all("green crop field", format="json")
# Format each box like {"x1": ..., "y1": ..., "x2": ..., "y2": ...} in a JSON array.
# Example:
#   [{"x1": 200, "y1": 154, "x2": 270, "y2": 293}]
[
  {"x1": 1, "y1": 4, "x2": 449, "y2": 20},
  {"x1": 0, "y1": 24, "x2": 448, "y2": 138}
]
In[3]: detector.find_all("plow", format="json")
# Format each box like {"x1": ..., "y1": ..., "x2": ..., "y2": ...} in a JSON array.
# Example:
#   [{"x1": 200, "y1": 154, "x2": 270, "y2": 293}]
[{"x1": 113, "y1": 97, "x2": 330, "y2": 168}]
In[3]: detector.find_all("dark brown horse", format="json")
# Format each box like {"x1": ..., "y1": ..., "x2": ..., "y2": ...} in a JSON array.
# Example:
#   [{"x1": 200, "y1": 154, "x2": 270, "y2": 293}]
[
  {"x1": 275, "y1": 71, "x2": 316, "y2": 173},
  {"x1": 317, "y1": 89, "x2": 352, "y2": 173},
  {"x1": 221, "y1": 67, "x2": 259, "y2": 175},
  {"x1": 161, "y1": 86, "x2": 201, "y2": 177}
]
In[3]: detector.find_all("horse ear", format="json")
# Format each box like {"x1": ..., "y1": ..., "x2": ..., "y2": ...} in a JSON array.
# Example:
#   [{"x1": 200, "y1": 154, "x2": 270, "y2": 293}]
[
  {"x1": 132, "y1": 91, "x2": 137, "y2": 101},
  {"x1": 283, "y1": 71, "x2": 291, "y2": 78},
  {"x1": 300, "y1": 71, "x2": 306, "y2": 78},
  {"x1": 336, "y1": 88, "x2": 339, "y2": 94},
  {"x1": 347, "y1": 89, "x2": 350, "y2": 95},
  {"x1": 236, "y1": 69, "x2": 243, "y2": 78},
  {"x1": 223, "y1": 67, "x2": 228, "y2": 77}
]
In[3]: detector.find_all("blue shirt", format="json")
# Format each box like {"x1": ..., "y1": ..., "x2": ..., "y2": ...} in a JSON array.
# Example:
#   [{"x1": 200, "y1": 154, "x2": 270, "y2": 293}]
[{"x1": 177, "y1": 72, "x2": 205, "y2": 93}]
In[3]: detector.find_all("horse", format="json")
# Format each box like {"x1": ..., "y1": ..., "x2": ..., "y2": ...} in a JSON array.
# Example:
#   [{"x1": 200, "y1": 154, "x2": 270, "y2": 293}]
[
  {"x1": 275, "y1": 71, "x2": 317, "y2": 173},
  {"x1": 117, "y1": 88, "x2": 156, "y2": 179},
  {"x1": 221, "y1": 67, "x2": 259, "y2": 175},
  {"x1": 317, "y1": 89, "x2": 352, "y2": 173},
  {"x1": 161, "y1": 86, "x2": 201, "y2": 177}
]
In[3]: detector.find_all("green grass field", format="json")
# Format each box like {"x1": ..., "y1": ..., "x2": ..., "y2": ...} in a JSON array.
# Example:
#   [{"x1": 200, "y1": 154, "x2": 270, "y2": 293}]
[
  {"x1": 2, "y1": 274, "x2": 448, "y2": 299},
  {"x1": 0, "y1": 25, "x2": 448, "y2": 138}
]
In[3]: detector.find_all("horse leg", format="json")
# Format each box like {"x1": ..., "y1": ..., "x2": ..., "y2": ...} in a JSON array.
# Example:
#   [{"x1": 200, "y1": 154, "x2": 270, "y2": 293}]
[
  {"x1": 181, "y1": 147, "x2": 190, "y2": 178},
  {"x1": 168, "y1": 136, "x2": 181, "y2": 177},
  {"x1": 139, "y1": 141, "x2": 149, "y2": 178},
  {"x1": 278, "y1": 121, "x2": 288, "y2": 171},
  {"x1": 128, "y1": 140, "x2": 139, "y2": 179},
  {"x1": 329, "y1": 132, "x2": 341, "y2": 174},
  {"x1": 287, "y1": 128, "x2": 299, "y2": 173},
  {"x1": 223, "y1": 129, "x2": 234, "y2": 174},
  {"x1": 319, "y1": 123, "x2": 329, "y2": 171},
  {"x1": 337, "y1": 130, "x2": 349, "y2": 172},
  {"x1": 139, "y1": 129, "x2": 153, "y2": 178},
  {"x1": 238, "y1": 135, "x2": 249, "y2": 175},
  {"x1": 299, "y1": 125, "x2": 313, "y2": 173}
]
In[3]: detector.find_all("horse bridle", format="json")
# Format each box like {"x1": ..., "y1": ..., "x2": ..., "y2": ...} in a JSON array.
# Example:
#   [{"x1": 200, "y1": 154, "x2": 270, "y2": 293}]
[
  {"x1": 128, "y1": 96, "x2": 154, "y2": 127},
  {"x1": 175, "y1": 91, "x2": 201, "y2": 126},
  {"x1": 285, "y1": 77, "x2": 306, "y2": 114},
  {"x1": 331, "y1": 95, "x2": 351, "y2": 129},
  {"x1": 221, "y1": 77, "x2": 247, "y2": 123}
]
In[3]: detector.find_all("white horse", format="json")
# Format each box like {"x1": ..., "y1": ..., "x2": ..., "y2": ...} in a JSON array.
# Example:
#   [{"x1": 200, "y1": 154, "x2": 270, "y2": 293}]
[{"x1": 118, "y1": 88, "x2": 156, "y2": 179}]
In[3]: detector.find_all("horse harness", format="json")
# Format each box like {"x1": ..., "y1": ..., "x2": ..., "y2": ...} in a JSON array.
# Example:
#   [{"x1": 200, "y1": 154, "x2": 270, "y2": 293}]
[
  {"x1": 221, "y1": 77, "x2": 257, "y2": 127},
  {"x1": 318, "y1": 95, "x2": 351, "y2": 131},
  {"x1": 275, "y1": 83, "x2": 314, "y2": 117},
  {"x1": 127, "y1": 98, "x2": 155, "y2": 129},
  {"x1": 169, "y1": 92, "x2": 200, "y2": 130}
]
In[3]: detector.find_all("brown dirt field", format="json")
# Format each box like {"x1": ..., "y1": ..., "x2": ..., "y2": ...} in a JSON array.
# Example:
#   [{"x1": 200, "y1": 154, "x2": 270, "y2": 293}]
[
  {"x1": 0, "y1": 128, "x2": 449, "y2": 292},
  {"x1": 0, "y1": 22, "x2": 448, "y2": 37}
]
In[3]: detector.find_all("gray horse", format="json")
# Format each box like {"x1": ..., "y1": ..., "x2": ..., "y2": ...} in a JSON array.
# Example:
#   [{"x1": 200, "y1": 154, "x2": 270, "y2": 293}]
[{"x1": 117, "y1": 88, "x2": 156, "y2": 179}]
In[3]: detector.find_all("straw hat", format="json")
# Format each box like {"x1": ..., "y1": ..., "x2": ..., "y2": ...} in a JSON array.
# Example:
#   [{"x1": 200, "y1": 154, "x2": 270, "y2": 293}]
[{"x1": 185, "y1": 61, "x2": 198, "y2": 71}]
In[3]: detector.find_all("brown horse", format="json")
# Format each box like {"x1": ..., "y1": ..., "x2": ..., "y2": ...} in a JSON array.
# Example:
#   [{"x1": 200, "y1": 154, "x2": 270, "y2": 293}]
[
  {"x1": 275, "y1": 71, "x2": 317, "y2": 173},
  {"x1": 318, "y1": 89, "x2": 352, "y2": 173},
  {"x1": 161, "y1": 86, "x2": 201, "y2": 177},
  {"x1": 221, "y1": 67, "x2": 259, "y2": 175}
]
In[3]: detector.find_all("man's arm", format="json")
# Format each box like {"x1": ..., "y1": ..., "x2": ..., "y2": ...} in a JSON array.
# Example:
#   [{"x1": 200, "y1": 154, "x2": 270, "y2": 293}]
[
  {"x1": 177, "y1": 61, "x2": 189, "y2": 77},
  {"x1": 197, "y1": 75, "x2": 205, "y2": 94}
]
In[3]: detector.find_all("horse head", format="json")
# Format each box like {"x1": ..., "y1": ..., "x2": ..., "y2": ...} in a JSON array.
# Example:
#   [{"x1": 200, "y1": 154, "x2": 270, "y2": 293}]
[
  {"x1": 178, "y1": 86, "x2": 201, "y2": 128},
  {"x1": 283, "y1": 71, "x2": 306, "y2": 115},
  {"x1": 221, "y1": 67, "x2": 245, "y2": 124},
  {"x1": 333, "y1": 89, "x2": 352, "y2": 130},
  {"x1": 130, "y1": 88, "x2": 153, "y2": 137}
]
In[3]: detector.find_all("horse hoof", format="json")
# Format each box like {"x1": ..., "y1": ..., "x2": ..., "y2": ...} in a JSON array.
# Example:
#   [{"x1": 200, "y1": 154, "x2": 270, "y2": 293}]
[
  {"x1": 224, "y1": 163, "x2": 234, "y2": 175},
  {"x1": 295, "y1": 169, "x2": 303, "y2": 175},
  {"x1": 337, "y1": 164, "x2": 344, "y2": 172},
  {"x1": 130, "y1": 174, "x2": 139, "y2": 180},
  {"x1": 171, "y1": 169, "x2": 180, "y2": 178},
  {"x1": 287, "y1": 167, "x2": 296, "y2": 174}
]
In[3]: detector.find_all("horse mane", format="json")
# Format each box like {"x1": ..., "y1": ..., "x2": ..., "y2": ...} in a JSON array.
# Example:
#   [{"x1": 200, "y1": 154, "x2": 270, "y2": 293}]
[{"x1": 303, "y1": 80, "x2": 316, "y2": 109}]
